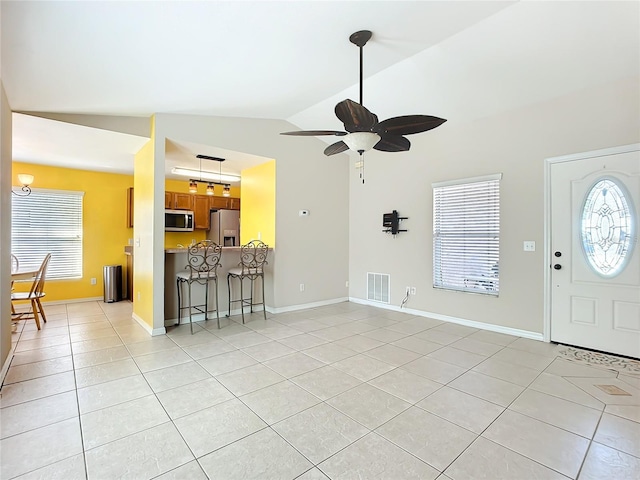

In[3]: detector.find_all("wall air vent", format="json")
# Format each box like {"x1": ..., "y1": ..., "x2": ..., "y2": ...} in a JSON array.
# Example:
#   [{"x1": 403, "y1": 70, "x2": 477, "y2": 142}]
[{"x1": 367, "y1": 272, "x2": 390, "y2": 304}]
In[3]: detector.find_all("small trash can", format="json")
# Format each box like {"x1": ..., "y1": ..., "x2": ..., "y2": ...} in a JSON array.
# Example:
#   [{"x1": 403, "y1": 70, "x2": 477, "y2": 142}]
[{"x1": 103, "y1": 265, "x2": 122, "y2": 303}]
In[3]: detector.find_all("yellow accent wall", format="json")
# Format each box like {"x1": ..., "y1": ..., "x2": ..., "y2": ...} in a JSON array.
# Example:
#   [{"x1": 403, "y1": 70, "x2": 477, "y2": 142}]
[
  {"x1": 240, "y1": 160, "x2": 275, "y2": 246},
  {"x1": 132, "y1": 139, "x2": 154, "y2": 327},
  {"x1": 11, "y1": 162, "x2": 133, "y2": 302}
]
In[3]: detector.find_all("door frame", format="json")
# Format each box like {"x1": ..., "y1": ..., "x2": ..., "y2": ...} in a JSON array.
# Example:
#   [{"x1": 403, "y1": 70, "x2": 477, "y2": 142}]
[{"x1": 543, "y1": 143, "x2": 640, "y2": 343}]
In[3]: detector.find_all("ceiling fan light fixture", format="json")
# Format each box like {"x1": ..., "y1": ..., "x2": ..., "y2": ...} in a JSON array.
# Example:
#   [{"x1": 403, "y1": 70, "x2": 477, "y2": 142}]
[{"x1": 343, "y1": 132, "x2": 380, "y2": 154}]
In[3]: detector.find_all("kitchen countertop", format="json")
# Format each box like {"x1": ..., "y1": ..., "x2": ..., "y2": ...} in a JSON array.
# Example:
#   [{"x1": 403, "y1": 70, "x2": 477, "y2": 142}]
[{"x1": 165, "y1": 246, "x2": 244, "y2": 254}]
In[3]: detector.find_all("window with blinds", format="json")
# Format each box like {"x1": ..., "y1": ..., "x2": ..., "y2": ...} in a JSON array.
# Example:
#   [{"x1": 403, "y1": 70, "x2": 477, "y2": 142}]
[
  {"x1": 433, "y1": 174, "x2": 501, "y2": 296},
  {"x1": 12, "y1": 189, "x2": 84, "y2": 279}
]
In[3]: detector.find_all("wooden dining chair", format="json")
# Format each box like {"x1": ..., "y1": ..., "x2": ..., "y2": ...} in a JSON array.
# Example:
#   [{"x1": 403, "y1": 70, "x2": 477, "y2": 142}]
[{"x1": 11, "y1": 253, "x2": 52, "y2": 330}]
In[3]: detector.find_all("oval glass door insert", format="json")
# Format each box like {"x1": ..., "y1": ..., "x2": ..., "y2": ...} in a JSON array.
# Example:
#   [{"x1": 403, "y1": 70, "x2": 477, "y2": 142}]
[{"x1": 581, "y1": 177, "x2": 634, "y2": 277}]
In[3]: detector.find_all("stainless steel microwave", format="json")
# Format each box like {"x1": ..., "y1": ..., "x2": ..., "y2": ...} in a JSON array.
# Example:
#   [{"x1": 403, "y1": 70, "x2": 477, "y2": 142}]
[{"x1": 165, "y1": 210, "x2": 194, "y2": 231}]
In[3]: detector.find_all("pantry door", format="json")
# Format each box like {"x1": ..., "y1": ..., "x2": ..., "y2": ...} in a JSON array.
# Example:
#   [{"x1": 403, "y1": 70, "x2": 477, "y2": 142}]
[{"x1": 549, "y1": 145, "x2": 639, "y2": 358}]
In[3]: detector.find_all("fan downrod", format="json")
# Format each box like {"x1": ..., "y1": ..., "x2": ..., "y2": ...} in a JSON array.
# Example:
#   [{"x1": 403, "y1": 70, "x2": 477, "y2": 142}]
[{"x1": 349, "y1": 30, "x2": 372, "y2": 48}]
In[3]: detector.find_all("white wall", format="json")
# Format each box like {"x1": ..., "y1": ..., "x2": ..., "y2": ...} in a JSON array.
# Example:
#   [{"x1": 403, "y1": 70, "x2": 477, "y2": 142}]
[
  {"x1": 153, "y1": 114, "x2": 349, "y2": 312},
  {"x1": 348, "y1": 75, "x2": 640, "y2": 335}
]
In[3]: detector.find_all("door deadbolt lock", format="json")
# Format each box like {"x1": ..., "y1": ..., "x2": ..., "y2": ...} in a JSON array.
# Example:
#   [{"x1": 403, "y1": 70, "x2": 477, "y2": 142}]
[
  {"x1": 554, "y1": 251, "x2": 562, "y2": 257},
  {"x1": 553, "y1": 264, "x2": 562, "y2": 270}
]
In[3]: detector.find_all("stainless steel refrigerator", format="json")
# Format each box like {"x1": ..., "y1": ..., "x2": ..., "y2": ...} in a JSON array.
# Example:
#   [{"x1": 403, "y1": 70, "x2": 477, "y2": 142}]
[{"x1": 208, "y1": 210, "x2": 240, "y2": 246}]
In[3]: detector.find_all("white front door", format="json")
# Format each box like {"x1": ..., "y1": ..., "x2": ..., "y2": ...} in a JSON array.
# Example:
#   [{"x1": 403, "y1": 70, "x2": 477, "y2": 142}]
[{"x1": 549, "y1": 145, "x2": 640, "y2": 358}]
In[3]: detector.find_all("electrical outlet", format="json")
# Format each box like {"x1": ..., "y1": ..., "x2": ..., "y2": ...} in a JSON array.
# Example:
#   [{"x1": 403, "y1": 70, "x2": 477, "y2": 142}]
[
  {"x1": 90, "y1": 277, "x2": 97, "y2": 285},
  {"x1": 523, "y1": 241, "x2": 536, "y2": 252},
  {"x1": 410, "y1": 287, "x2": 417, "y2": 295},
  {"x1": 300, "y1": 283, "x2": 305, "y2": 292},
  {"x1": 345, "y1": 280, "x2": 349, "y2": 288},
  {"x1": 137, "y1": 292, "x2": 141, "y2": 301}
]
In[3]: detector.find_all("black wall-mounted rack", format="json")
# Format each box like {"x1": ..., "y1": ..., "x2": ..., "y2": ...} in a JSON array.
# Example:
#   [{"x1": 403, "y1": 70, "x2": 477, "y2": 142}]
[{"x1": 383, "y1": 210, "x2": 408, "y2": 235}]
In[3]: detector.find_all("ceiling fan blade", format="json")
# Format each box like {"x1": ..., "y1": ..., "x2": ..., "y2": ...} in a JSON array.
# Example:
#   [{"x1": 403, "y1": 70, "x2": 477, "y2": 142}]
[
  {"x1": 374, "y1": 115, "x2": 447, "y2": 136},
  {"x1": 324, "y1": 141, "x2": 349, "y2": 156},
  {"x1": 335, "y1": 99, "x2": 378, "y2": 132},
  {"x1": 280, "y1": 130, "x2": 347, "y2": 136},
  {"x1": 373, "y1": 134, "x2": 410, "y2": 152}
]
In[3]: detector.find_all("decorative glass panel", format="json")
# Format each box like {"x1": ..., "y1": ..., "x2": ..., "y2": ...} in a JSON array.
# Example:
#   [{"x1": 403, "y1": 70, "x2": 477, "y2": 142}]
[{"x1": 581, "y1": 178, "x2": 634, "y2": 276}]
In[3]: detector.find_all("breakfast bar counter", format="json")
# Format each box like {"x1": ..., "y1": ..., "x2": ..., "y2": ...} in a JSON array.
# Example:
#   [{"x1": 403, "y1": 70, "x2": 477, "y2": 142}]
[{"x1": 164, "y1": 246, "x2": 273, "y2": 326}]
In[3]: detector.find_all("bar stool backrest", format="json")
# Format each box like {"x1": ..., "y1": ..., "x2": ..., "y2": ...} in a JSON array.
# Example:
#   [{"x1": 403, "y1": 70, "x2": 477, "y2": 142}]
[
  {"x1": 185, "y1": 240, "x2": 222, "y2": 282},
  {"x1": 238, "y1": 240, "x2": 269, "y2": 277}
]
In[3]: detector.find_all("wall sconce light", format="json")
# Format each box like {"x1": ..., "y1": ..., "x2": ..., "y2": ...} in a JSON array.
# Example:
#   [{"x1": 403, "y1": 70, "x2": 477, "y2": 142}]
[{"x1": 13, "y1": 174, "x2": 34, "y2": 196}]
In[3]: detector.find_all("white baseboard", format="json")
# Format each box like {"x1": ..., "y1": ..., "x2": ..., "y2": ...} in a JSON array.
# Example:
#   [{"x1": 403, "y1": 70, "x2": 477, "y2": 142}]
[
  {"x1": 41, "y1": 296, "x2": 104, "y2": 305},
  {"x1": 348, "y1": 297, "x2": 544, "y2": 341},
  {"x1": 0, "y1": 341, "x2": 17, "y2": 387},
  {"x1": 164, "y1": 305, "x2": 266, "y2": 327},
  {"x1": 132, "y1": 313, "x2": 166, "y2": 336},
  {"x1": 268, "y1": 297, "x2": 349, "y2": 315},
  {"x1": 163, "y1": 298, "x2": 349, "y2": 326}
]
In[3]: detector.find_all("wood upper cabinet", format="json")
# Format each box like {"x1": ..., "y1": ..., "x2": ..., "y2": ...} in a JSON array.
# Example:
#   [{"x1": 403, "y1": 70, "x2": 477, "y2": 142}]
[
  {"x1": 126, "y1": 187, "x2": 134, "y2": 227},
  {"x1": 228, "y1": 197, "x2": 240, "y2": 210},
  {"x1": 161, "y1": 190, "x2": 239, "y2": 229},
  {"x1": 165, "y1": 192, "x2": 193, "y2": 210},
  {"x1": 193, "y1": 195, "x2": 211, "y2": 230},
  {"x1": 210, "y1": 196, "x2": 240, "y2": 210},
  {"x1": 210, "y1": 196, "x2": 229, "y2": 210}
]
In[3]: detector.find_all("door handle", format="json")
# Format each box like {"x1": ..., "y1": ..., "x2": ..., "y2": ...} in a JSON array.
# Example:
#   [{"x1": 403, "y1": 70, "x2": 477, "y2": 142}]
[{"x1": 553, "y1": 264, "x2": 562, "y2": 270}]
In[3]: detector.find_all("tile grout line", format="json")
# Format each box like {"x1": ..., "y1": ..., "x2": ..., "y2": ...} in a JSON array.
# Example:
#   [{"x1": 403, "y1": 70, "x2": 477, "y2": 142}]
[{"x1": 4, "y1": 301, "x2": 638, "y2": 480}]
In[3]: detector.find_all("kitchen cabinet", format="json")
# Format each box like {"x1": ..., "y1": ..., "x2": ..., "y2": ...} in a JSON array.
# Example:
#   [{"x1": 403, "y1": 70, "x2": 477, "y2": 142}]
[
  {"x1": 126, "y1": 187, "x2": 134, "y2": 227},
  {"x1": 229, "y1": 197, "x2": 240, "y2": 210},
  {"x1": 210, "y1": 196, "x2": 229, "y2": 210},
  {"x1": 193, "y1": 195, "x2": 212, "y2": 230},
  {"x1": 165, "y1": 192, "x2": 193, "y2": 210},
  {"x1": 210, "y1": 196, "x2": 240, "y2": 210}
]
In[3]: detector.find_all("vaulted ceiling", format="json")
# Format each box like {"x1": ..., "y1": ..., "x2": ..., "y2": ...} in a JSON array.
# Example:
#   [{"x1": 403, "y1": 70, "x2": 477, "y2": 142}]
[{"x1": 3, "y1": 1, "x2": 638, "y2": 177}]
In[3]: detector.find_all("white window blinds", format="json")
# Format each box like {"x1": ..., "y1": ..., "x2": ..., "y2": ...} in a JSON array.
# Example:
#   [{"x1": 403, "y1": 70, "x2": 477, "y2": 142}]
[
  {"x1": 433, "y1": 174, "x2": 500, "y2": 295},
  {"x1": 12, "y1": 189, "x2": 84, "y2": 279}
]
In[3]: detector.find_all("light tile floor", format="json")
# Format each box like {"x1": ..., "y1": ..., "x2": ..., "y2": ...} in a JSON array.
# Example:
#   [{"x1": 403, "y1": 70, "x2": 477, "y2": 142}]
[{"x1": 2, "y1": 301, "x2": 639, "y2": 479}]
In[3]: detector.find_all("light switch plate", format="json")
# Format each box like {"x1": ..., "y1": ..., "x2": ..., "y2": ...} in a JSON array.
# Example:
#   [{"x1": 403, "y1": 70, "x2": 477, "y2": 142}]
[{"x1": 523, "y1": 241, "x2": 536, "y2": 252}]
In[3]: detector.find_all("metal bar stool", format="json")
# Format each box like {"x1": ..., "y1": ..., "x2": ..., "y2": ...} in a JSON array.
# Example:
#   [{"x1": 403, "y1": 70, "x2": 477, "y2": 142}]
[
  {"x1": 176, "y1": 240, "x2": 222, "y2": 333},
  {"x1": 227, "y1": 240, "x2": 269, "y2": 324}
]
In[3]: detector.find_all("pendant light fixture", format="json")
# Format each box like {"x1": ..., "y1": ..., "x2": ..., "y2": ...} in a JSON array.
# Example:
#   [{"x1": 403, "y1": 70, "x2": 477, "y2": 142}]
[{"x1": 176, "y1": 155, "x2": 238, "y2": 195}]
